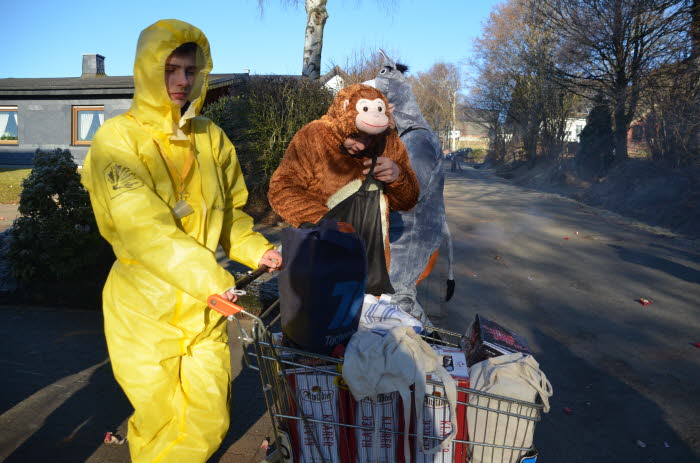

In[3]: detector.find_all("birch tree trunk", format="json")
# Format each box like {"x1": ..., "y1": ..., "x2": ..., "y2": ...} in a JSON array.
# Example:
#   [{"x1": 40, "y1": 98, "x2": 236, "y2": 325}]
[{"x1": 302, "y1": 0, "x2": 328, "y2": 79}]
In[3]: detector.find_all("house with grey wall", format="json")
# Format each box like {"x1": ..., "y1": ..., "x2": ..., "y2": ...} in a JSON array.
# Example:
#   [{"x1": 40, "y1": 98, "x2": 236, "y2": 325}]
[{"x1": 0, "y1": 54, "x2": 247, "y2": 166}]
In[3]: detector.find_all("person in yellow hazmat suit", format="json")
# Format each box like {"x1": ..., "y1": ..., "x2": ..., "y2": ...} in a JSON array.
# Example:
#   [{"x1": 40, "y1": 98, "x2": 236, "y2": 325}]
[{"x1": 81, "y1": 19, "x2": 282, "y2": 463}]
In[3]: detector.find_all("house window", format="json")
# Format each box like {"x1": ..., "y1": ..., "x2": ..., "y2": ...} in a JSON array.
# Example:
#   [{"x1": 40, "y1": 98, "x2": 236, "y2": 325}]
[
  {"x1": 72, "y1": 106, "x2": 104, "y2": 145},
  {"x1": 631, "y1": 124, "x2": 643, "y2": 141},
  {"x1": 0, "y1": 107, "x2": 19, "y2": 145}
]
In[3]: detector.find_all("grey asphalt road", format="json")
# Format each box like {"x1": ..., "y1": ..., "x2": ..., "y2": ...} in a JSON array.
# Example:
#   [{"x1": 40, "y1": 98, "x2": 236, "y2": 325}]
[
  {"x1": 438, "y1": 166, "x2": 700, "y2": 462},
  {"x1": 0, "y1": 305, "x2": 272, "y2": 463},
  {"x1": 0, "y1": 203, "x2": 19, "y2": 233},
  {"x1": 1, "y1": 164, "x2": 699, "y2": 462}
]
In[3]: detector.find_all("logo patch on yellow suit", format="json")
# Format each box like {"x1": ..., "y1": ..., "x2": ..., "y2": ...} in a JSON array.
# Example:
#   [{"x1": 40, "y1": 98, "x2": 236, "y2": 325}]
[{"x1": 104, "y1": 163, "x2": 144, "y2": 199}]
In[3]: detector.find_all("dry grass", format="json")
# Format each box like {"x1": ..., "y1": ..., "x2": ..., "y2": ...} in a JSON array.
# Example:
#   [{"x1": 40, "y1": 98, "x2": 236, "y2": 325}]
[{"x1": 0, "y1": 168, "x2": 30, "y2": 204}]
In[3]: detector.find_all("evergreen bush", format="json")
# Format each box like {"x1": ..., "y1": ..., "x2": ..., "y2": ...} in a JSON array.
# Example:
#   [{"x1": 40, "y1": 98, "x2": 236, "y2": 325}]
[
  {"x1": 7, "y1": 149, "x2": 113, "y2": 308},
  {"x1": 203, "y1": 77, "x2": 333, "y2": 220},
  {"x1": 576, "y1": 97, "x2": 614, "y2": 178}
]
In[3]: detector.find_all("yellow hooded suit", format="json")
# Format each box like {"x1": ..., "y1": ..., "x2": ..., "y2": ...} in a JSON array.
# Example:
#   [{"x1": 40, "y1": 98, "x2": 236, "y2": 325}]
[{"x1": 81, "y1": 19, "x2": 273, "y2": 462}]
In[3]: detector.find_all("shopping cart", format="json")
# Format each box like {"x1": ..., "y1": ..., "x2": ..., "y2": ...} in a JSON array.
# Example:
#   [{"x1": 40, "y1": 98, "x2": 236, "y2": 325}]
[{"x1": 208, "y1": 270, "x2": 544, "y2": 463}]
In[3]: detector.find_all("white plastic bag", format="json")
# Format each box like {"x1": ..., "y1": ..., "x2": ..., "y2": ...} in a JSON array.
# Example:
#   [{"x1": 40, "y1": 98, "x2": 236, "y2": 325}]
[{"x1": 467, "y1": 353, "x2": 553, "y2": 463}]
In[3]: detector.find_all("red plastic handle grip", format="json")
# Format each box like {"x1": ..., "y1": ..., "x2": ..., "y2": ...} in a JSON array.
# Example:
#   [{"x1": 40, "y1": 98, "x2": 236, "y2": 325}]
[{"x1": 207, "y1": 294, "x2": 245, "y2": 317}]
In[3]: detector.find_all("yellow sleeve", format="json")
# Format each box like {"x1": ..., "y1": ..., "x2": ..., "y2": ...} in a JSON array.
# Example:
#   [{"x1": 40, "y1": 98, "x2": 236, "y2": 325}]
[
  {"x1": 216, "y1": 130, "x2": 274, "y2": 269},
  {"x1": 83, "y1": 124, "x2": 236, "y2": 302}
]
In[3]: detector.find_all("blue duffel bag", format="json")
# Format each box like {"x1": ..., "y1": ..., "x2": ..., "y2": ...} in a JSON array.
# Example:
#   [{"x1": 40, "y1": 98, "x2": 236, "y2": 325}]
[{"x1": 278, "y1": 219, "x2": 367, "y2": 354}]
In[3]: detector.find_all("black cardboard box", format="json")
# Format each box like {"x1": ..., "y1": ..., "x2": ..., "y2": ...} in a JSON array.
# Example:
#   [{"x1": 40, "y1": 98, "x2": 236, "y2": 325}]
[{"x1": 462, "y1": 314, "x2": 531, "y2": 366}]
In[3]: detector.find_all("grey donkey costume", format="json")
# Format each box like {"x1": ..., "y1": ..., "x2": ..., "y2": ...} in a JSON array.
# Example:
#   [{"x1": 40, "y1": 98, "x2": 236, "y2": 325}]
[{"x1": 365, "y1": 50, "x2": 455, "y2": 326}]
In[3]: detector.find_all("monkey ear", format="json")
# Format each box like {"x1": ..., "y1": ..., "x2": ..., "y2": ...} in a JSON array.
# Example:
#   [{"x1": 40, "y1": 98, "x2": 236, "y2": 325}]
[{"x1": 343, "y1": 99, "x2": 349, "y2": 112}]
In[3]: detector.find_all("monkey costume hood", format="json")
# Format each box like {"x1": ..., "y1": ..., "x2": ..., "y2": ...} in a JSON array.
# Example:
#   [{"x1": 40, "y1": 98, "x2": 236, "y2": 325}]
[
  {"x1": 81, "y1": 19, "x2": 273, "y2": 463},
  {"x1": 366, "y1": 51, "x2": 454, "y2": 325},
  {"x1": 268, "y1": 84, "x2": 419, "y2": 275}
]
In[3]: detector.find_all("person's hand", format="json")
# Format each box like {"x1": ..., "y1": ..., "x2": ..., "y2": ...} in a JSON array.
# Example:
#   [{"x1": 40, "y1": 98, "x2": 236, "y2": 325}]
[
  {"x1": 363, "y1": 156, "x2": 400, "y2": 184},
  {"x1": 221, "y1": 289, "x2": 238, "y2": 303},
  {"x1": 259, "y1": 249, "x2": 282, "y2": 272}
]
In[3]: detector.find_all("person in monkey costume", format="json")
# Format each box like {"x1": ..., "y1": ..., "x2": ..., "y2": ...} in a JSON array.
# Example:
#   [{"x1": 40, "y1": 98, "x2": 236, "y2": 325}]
[{"x1": 268, "y1": 84, "x2": 419, "y2": 295}]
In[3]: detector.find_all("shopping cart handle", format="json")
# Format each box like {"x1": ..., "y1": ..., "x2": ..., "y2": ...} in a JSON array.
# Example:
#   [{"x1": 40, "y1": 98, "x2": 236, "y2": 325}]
[
  {"x1": 234, "y1": 265, "x2": 270, "y2": 290},
  {"x1": 207, "y1": 294, "x2": 245, "y2": 317}
]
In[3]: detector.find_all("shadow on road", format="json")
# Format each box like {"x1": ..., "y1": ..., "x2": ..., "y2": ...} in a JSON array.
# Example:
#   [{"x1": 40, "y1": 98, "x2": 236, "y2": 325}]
[
  {"x1": 532, "y1": 329, "x2": 697, "y2": 463},
  {"x1": 4, "y1": 362, "x2": 131, "y2": 463},
  {"x1": 209, "y1": 346, "x2": 269, "y2": 462},
  {"x1": 609, "y1": 244, "x2": 700, "y2": 284},
  {"x1": 0, "y1": 307, "x2": 131, "y2": 462}
]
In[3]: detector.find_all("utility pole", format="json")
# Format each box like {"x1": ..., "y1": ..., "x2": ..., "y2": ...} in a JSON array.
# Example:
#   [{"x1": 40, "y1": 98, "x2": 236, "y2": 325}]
[{"x1": 451, "y1": 90, "x2": 457, "y2": 152}]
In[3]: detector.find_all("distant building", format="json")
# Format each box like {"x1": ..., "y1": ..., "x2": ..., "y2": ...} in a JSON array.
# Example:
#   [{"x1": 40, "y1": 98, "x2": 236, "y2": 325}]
[
  {"x1": 319, "y1": 66, "x2": 347, "y2": 95},
  {"x1": 564, "y1": 112, "x2": 588, "y2": 143},
  {"x1": 454, "y1": 107, "x2": 494, "y2": 150}
]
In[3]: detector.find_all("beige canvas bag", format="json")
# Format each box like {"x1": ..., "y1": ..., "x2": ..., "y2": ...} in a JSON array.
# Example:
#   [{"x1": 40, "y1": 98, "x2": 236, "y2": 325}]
[{"x1": 467, "y1": 353, "x2": 553, "y2": 463}]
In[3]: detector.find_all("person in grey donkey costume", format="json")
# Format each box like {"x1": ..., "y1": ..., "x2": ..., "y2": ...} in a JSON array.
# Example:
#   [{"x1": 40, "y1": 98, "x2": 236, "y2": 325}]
[{"x1": 364, "y1": 50, "x2": 455, "y2": 327}]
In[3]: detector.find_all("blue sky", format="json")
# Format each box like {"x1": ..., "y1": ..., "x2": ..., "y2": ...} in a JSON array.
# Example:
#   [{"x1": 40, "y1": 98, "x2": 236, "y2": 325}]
[{"x1": 4, "y1": 0, "x2": 499, "y2": 80}]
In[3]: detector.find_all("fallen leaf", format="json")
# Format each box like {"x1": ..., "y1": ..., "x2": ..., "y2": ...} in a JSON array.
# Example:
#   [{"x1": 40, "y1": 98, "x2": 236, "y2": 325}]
[
  {"x1": 563, "y1": 407, "x2": 572, "y2": 415},
  {"x1": 636, "y1": 440, "x2": 647, "y2": 448}
]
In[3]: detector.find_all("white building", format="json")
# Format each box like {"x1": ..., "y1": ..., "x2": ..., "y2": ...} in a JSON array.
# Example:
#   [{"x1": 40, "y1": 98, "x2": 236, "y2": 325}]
[{"x1": 564, "y1": 113, "x2": 588, "y2": 142}]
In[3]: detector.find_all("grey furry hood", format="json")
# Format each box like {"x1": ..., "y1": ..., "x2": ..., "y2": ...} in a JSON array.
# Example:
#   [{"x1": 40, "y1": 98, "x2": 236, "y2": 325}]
[{"x1": 365, "y1": 50, "x2": 431, "y2": 136}]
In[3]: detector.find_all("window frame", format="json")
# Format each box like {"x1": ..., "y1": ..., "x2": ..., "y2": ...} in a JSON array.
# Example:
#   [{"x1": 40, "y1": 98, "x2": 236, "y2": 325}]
[
  {"x1": 0, "y1": 106, "x2": 19, "y2": 145},
  {"x1": 71, "y1": 105, "x2": 104, "y2": 146}
]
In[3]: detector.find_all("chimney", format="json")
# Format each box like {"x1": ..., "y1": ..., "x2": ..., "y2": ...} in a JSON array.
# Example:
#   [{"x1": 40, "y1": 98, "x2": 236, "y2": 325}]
[{"x1": 82, "y1": 54, "x2": 106, "y2": 78}]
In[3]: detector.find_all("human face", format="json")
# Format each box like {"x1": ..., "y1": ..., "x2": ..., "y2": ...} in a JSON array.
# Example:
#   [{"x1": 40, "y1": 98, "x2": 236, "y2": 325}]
[
  {"x1": 342, "y1": 133, "x2": 374, "y2": 156},
  {"x1": 164, "y1": 52, "x2": 197, "y2": 108}
]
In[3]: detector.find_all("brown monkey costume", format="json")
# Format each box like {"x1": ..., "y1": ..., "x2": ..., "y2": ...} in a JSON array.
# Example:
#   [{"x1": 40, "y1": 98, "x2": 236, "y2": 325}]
[{"x1": 268, "y1": 84, "x2": 419, "y2": 272}]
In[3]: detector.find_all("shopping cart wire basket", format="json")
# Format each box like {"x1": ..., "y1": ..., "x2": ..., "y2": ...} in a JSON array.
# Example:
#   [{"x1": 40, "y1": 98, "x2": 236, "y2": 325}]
[{"x1": 208, "y1": 271, "x2": 543, "y2": 463}]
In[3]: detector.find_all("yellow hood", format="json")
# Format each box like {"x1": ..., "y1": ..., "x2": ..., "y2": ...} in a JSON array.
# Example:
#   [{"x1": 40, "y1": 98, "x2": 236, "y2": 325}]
[{"x1": 130, "y1": 19, "x2": 212, "y2": 135}]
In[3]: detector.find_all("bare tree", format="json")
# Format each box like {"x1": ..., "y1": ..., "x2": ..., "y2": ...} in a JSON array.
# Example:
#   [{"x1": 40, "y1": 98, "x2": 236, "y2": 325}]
[
  {"x1": 469, "y1": 0, "x2": 578, "y2": 164},
  {"x1": 534, "y1": 0, "x2": 690, "y2": 163},
  {"x1": 331, "y1": 48, "x2": 388, "y2": 86},
  {"x1": 693, "y1": 0, "x2": 700, "y2": 60},
  {"x1": 258, "y1": 1, "x2": 394, "y2": 80},
  {"x1": 409, "y1": 62, "x2": 462, "y2": 148},
  {"x1": 301, "y1": 0, "x2": 329, "y2": 79},
  {"x1": 692, "y1": 0, "x2": 700, "y2": 154}
]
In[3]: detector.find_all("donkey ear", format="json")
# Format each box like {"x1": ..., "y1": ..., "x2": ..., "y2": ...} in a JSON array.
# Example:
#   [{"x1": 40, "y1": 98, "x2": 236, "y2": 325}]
[{"x1": 378, "y1": 48, "x2": 396, "y2": 67}]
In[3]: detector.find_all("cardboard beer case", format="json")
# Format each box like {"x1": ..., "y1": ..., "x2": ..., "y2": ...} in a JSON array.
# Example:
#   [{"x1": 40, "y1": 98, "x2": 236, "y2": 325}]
[
  {"x1": 339, "y1": 391, "x2": 406, "y2": 463},
  {"x1": 412, "y1": 346, "x2": 470, "y2": 463},
  {"x1": 286, "y1": 369, "x2": 347, "y2": 463}
]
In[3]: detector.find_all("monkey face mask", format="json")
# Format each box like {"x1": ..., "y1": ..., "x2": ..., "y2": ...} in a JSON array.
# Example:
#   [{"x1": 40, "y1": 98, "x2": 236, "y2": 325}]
[
  {"x1": 346, "y1": 97, "x2": 389, "y2": 135},
  {"x1": 322, "y1": 84, "x2": 394, "y2": 143}
]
